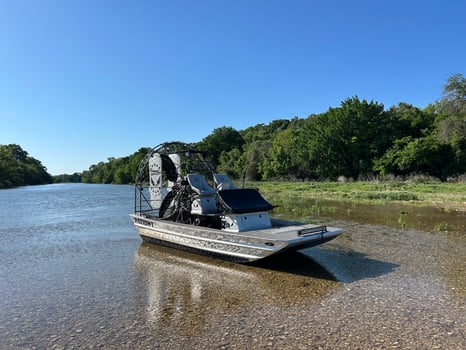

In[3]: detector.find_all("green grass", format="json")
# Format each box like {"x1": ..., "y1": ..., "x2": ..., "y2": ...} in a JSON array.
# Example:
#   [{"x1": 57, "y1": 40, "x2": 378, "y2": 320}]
[{"x1": 245, "y1": 180, "x2": 466, "y2": 210}]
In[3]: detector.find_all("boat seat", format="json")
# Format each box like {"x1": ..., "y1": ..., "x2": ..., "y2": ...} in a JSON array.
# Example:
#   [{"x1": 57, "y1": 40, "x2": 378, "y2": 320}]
[
  {"x1": 214, "y1": 173, "x2": 237, "y2": 190},
  {"x1": 186, "y1": 174, "x2": 216, "y2": 196},
  {"x1": 217, "y1": 188, "x2": 274, "y2": 214},
  {"x1": 186, "y1": 174, "x2": 217, "y2": 214}
]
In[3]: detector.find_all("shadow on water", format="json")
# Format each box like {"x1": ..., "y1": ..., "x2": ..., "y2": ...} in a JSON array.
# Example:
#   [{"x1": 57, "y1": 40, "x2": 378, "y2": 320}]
[
  {"x1": 299, "y1": 247, "x2": 400, "y2": 283},
  {"x1": 250, "y1": 250, "x2": 337, "y2": 280},
  {"x1": 251, "y1": 248, "x2": 399, "y2": 283}
]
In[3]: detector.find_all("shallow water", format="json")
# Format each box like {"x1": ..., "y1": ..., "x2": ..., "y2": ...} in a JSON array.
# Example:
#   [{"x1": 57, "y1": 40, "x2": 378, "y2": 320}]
[
  {"x1": 0, "y1": 184, "x2": 464, "y2": 349},
  {"x1": 271, "y1": 197, "x2": 466, "y2": 236}
]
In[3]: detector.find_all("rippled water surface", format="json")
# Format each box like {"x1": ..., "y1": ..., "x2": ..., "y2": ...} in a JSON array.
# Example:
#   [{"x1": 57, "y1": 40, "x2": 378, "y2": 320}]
[{"x1": 0, "y1": 184, "x2": 464, "y2": 349}]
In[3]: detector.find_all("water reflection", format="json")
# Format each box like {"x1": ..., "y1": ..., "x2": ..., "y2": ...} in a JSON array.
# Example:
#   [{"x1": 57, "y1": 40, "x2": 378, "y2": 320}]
[
  {"x1": 133, "y1": 243, "x2": 340, "y2": 332},
  {"x1": 134, "y1": 243, "x2": 259, "y2": 327},
  {"x1": 272, "y1": 198, "x2": 466, "y2": 235}
]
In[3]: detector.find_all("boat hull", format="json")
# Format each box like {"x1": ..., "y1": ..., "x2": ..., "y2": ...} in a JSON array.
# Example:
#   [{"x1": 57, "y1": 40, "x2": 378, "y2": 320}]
[{"x1": 130, "y1": 214, "x2": 343, "y2": 263}]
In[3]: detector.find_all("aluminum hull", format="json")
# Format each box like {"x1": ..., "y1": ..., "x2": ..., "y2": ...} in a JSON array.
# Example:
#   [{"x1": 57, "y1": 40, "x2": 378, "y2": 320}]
[{"x1": 130, "y1": 214, "x2": 343, "y2": 263}]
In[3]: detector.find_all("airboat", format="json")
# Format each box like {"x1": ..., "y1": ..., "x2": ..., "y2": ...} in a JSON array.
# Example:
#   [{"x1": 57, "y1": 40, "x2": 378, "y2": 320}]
[{"x1": 130, "y1": 142, "x2": 343, "y2": 263}]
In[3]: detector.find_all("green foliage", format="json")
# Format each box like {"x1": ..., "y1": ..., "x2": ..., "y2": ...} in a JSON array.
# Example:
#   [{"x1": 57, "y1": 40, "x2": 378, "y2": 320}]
[
  {"x1": 53, "y1": 173, "x2": 82, "y2": 183},
  {"x1": 373, "y1": 136, "x2": 455, "y2": 181},
  {"x1": 352, "y1": 191, "x2": 418, "y2": 201},
  {"x1": 196, "y1": 126, "x2": 245, "y2": 168},
  {"x1": 436, "y1": 73, "x2": 466, "y2": 117},
  {"x1": 386, "y1": 103, "x2": 436, "y2": 138},
  {"x1": 262, "y1": 125, "x2": 312, "y2": 180},
  {"x1": 307, "y1": 97, "x2": 388, "y2": 180},
  {"x1": 80, "y1": 147, "x2": 149, "y2": 184},
  {"x1": 241, "y1": 119, "x2": 290, "y2": 143},
  {"x1": 0, "y1": 144, "x2": 53, "y2": 187},
  {"x1": 243, "y1": 140, "x2": 272, "y2": 180},
  {"x1": 254, "y1": 181, "x2": 466, "y2": 207},
  {"x1": 217, "y1": 147, "x2": 243, "y2": 179}
]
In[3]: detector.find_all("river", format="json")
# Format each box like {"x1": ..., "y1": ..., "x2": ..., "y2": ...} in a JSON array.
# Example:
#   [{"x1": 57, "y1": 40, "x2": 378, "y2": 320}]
[{"x1": 0, "y1": 184, "x2": 464, "y2": 349}]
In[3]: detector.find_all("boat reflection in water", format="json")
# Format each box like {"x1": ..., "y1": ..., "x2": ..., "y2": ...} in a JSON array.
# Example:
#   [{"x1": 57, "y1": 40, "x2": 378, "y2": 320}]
[{"x1": 133, "y1": 243, "x2": 338, "y2": 330}]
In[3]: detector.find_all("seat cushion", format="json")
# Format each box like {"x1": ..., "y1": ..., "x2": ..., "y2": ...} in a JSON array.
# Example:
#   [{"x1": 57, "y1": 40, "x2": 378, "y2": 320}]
[{"x1": 217, "y1": 189, "x2": 274, "y2": 214}]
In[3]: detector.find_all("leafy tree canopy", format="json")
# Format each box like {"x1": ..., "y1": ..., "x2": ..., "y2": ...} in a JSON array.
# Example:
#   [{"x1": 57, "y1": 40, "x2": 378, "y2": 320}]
[
  {"x1": 0, "y1": 144, "x2": 52, "y2": 188},
  {"x1": 437, "y1": 73, "x2": 466, "y2": 117},
  {"x1": 307, "y1": 97, "x2": 387, "y2": 179},
  {"x1": 80, "y1": 147, "x2": 150, "y2": 184},
  {"x1": 196, "y1": 126, "x2": 245, "y2": 168}
]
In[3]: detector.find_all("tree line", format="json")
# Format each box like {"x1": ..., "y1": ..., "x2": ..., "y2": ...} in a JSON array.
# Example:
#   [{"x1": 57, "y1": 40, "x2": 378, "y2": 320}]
[
  {"x1": 0, "y1": 144, "x2": 53, "y2": 187},
  {"x1": 2, "y1": 74, "x2": 465, "y2": 187},
  {"x1": 78, "y1": 73, "x2": 466, "y2": 183},
  {"x1": 78, "y1": 148, "x2": 150, "y2": 184},
  {"x1": 199, "y1": 73, "x2": 466, "y2": 182}
]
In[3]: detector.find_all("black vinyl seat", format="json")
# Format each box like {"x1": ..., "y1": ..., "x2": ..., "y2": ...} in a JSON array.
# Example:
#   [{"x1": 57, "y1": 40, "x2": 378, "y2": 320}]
[{"x1": 217, "y1": 189, "x2": 274, "y2": 214}]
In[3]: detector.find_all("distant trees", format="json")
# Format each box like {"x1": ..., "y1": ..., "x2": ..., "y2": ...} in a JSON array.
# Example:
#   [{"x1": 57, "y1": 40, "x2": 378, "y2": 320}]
[
  {"x1": 372, "y1": 73, "x2": 465, "y2": 181},
  {"x1": 0, "y1": 144, "x2": 53, "y2": 187},
  {"x1": 80, "y1": 147, "x2": 150, "y2": 184},
  {"x1": 217, "y1": 74, "x2": 465, "y2": 182},
  {"x1": 73, "y1": 73, "x2": 466, "y2": 183},
  {"x1": 434, "y1": 73, "x2": 466, "y2": 177},
  {"x1": 262, "y1": 122, "x2": 312, "y2": 180},
  {"x1": 437, "y1": 73, "x2": 466, "y2": 117},
  {"x1": 305, "y1": 98, "x2": 389, "y2": 180},
  {"x1": 196, "y1": 126, "x2": 245, "y2": 169},
  {"x1": 53, "y1": 173, "x2": 82, "y2": 183}
]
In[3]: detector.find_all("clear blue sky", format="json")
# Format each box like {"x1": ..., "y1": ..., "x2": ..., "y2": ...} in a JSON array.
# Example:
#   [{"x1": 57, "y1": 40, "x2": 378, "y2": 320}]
[{"x1": 1, "y1": 0, "x2": 465, "y2": 175}]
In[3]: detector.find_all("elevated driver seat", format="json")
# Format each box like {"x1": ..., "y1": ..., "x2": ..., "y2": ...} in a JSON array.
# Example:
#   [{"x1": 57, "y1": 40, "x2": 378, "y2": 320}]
[
  {"x1": 213, "y1": 173, "x2": 237, "y2": 190},
  {"x1": 186, "y1": 174, "x2": 217, "y2": 214}
]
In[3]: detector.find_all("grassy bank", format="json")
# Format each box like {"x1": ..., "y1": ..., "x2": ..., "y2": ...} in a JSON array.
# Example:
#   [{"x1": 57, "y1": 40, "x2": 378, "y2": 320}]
[{"x1": 247, "y1": 181, "x2": 466, "y2": 211}]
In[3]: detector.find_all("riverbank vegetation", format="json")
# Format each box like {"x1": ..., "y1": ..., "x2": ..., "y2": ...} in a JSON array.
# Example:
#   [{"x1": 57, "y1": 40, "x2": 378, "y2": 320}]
[
  {"x1": 0, "y1": 144, "x2": 52, "y2": 188},
  {"x1": 78, "y1": 147, "x2": 150, "y2": 184},
  {"x1": 252, "y1": 180, "x2": 466, "y2": 211}
]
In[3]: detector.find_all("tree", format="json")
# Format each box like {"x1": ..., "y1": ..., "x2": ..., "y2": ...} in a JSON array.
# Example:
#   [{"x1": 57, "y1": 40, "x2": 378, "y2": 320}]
[
  {"x1": 430, "y1": 73, "x2": 466, "y2": 177},
  {"x1": 262, "y1": 126, "x2": 311, "y2": 180},
  {"x1": 436, "y1": 73, "x2": 466, "y2": 117},
  {"x1": 196, "y1": 126, "x2": 245, "y2": 168},
  {"x1": 386, "y1": 103, "x2": 436, "y2": 139},
  {"x1": 241, "y1": 119, "x2": 290, "y2": 143},
  {"x1": 217, "y1": 148, "x2": 244, "y2": 179},
  {"x1": 0, "y1": 144, "x2": 52, "y2": 187},
  {"x1": 374, "y1": 136, "x2": 454, "y2": 181},
  {"x1": 80, "y1": 147, "x2": 150, "y2": 184},
  {"x1": 242, "y1": 140, "x2": 272, "y2": 180},
  {"x1": 308, "y1": 97, "x2": 387, "y2": 179},
  {"x1": 434, "y1": 115, "x2": 466, "y2": 178},
  {"x1": 53, "y1": 173, "x2": 82, "y2": 183}
]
